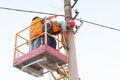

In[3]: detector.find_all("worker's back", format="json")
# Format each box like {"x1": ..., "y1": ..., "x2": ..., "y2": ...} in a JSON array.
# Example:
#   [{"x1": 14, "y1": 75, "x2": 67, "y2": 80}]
[{"x1": 30, "y1": 17, "x2": 43, "y2": 39}]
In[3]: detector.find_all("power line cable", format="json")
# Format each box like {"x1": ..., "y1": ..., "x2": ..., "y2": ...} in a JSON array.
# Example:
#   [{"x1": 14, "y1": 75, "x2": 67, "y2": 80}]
[
  {"x1": 48, "y1": 2, "x2": 63, "y2": 11},
  {"x1": 0, "y1": 7, "x2": 65, "y2": 17},
  {"x1": 76, "y1": 18, "x2": 120, "y2": 32},
  {"x1": 0, "y1": 6, "x2": 120, "y2": 32}
]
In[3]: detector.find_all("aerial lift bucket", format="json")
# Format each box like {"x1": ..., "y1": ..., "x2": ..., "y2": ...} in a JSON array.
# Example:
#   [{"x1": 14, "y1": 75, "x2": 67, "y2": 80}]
[{"x1": 13, "y1": 45, "x2": 67, "y2": 77}]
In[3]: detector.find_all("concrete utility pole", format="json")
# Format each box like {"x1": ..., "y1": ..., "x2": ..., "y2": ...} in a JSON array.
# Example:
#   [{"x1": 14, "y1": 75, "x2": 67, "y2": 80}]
[{"x1": 64, "y1": 0, "x2": 79, "y2": 80}]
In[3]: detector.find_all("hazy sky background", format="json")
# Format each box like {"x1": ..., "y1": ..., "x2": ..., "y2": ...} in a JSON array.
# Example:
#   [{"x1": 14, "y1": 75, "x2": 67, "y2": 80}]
[{"x1": 0, "y1": 0, "x2": 120, "y2": 80}]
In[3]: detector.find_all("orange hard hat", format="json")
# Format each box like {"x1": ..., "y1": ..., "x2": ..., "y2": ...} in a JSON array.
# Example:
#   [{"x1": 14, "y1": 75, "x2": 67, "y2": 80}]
[{"x1": 68, "y1": 20, "x2": 75, "y2": 27}]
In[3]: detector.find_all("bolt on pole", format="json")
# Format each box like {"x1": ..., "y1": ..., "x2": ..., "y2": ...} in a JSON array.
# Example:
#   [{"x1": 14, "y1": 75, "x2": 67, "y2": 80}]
[{"x1": 63, "y1": 0, "x2": 79, "y2": 80}]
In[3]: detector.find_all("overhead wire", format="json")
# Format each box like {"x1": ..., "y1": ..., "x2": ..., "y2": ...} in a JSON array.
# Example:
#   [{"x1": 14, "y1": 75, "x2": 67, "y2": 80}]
[
  {"x1": 0, "y1": 6, "x2": 120, "y2": 32},
  {"x1": 48, "y1": 3, "x2": 63, "y2": 11},
  {"x1": 76, "y1": 18, "x2": 120, "y2": 32},
  {"x1": 0, "y1": 7, "x2": 65, "y2": 17}
]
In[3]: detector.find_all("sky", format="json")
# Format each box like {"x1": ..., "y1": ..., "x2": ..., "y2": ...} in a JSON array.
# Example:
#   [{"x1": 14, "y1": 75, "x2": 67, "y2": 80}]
[{"x1": 0, "y1": 0, "x2": 120, "y2": 80}]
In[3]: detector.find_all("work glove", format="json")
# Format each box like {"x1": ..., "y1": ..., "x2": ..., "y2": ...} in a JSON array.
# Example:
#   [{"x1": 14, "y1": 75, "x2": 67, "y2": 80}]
[{"x1": 66, "y1": 43, "x2": 70, "y2": 51}]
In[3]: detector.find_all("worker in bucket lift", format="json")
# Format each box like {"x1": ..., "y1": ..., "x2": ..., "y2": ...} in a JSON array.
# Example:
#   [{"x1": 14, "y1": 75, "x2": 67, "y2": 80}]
[
  {"x1": 29, "y1": 15, "x2": 57, "y2": 51},
  {"x1": 42, "y1": 19, "x2": 75, "y2": 50}
]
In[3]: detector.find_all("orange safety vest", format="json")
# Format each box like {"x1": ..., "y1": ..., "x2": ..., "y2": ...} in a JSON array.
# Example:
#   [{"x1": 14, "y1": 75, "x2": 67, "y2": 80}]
[
  {"x1": 30, "y1": 18, "x2": 43, "y2": 39},
  {"x1": 51, "y1": 21, "x2": 61, "y2": 35}
]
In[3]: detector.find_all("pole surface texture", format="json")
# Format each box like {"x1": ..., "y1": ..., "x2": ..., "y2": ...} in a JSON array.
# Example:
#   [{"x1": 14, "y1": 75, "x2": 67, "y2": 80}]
[{"x1": 64, "y1": 0, "x2": 79, "y2": 80}]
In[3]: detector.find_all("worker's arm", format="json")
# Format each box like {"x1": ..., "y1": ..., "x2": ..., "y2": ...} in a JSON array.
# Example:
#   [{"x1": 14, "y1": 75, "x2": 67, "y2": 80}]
[
  {"x1": 62, "y1": 29, "x2": 68, "y2": 42},
  {"x1": 46, "y1": 14, "x2": 58, "y2": 20},
  {"x1": 58, "y1": 21, "x2": 69, "y2": 50},
  {"x1": 61, "y1": 30, "x2": 69, "y2": 50},
  {"x1": 41, "y1": 14, "x2": 58, "y2": 24}
]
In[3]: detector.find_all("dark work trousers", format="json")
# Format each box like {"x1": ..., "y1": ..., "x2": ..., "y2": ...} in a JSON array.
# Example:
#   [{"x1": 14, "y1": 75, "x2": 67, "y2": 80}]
[{"x1": 42, "y1": 23, "x2": 56, "y2": 49}]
